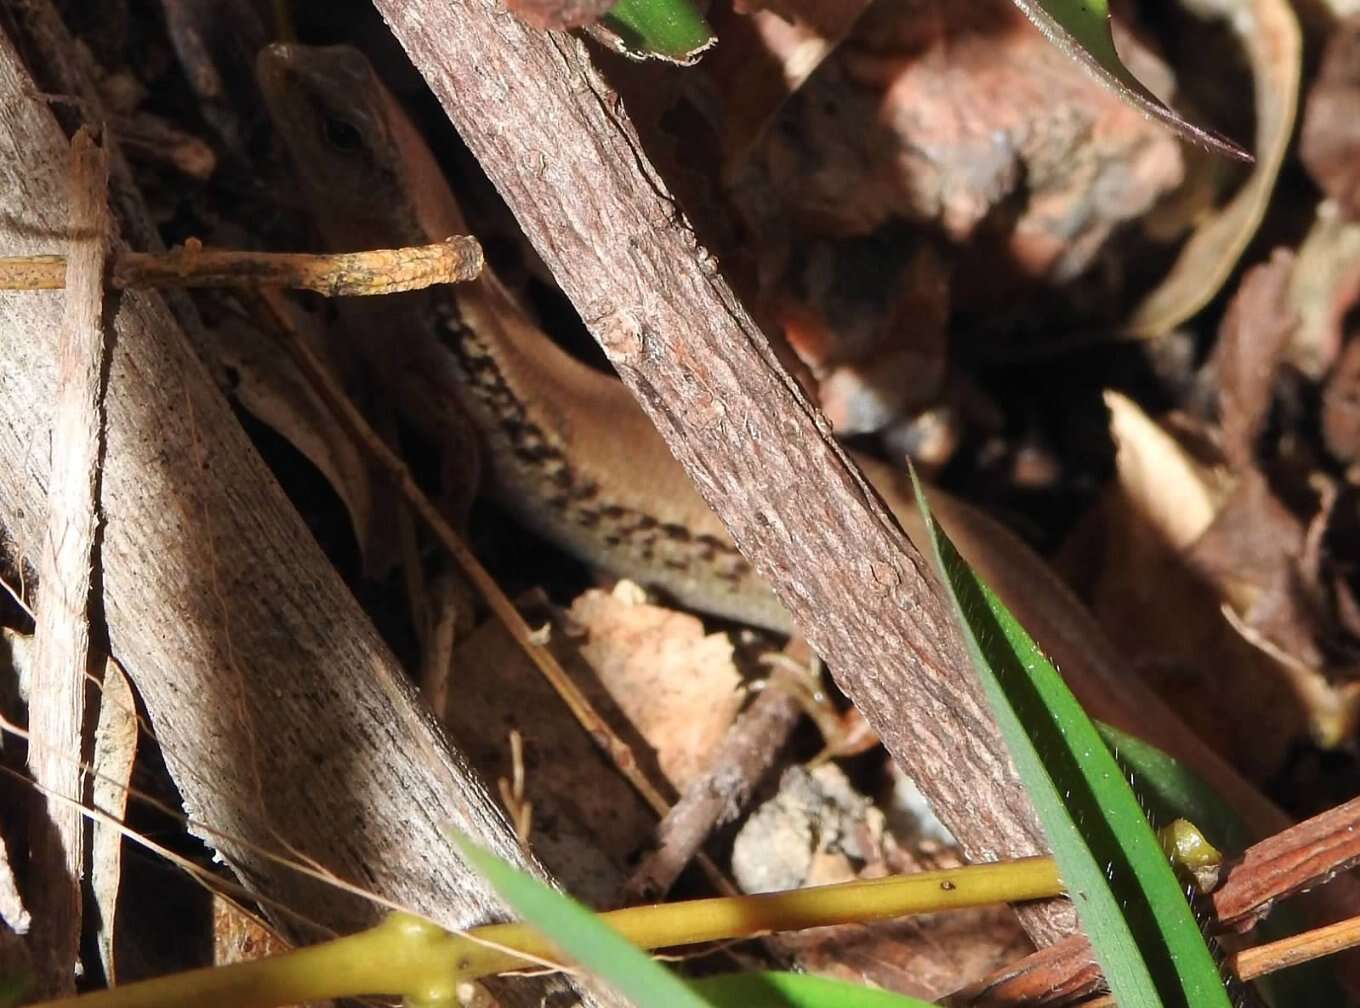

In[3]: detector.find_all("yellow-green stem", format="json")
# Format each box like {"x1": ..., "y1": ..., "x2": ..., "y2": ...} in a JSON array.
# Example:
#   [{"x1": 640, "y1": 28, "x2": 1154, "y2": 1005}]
[{"x1": 36, "y1": 857, "x2": 1062, "y2": 1008}]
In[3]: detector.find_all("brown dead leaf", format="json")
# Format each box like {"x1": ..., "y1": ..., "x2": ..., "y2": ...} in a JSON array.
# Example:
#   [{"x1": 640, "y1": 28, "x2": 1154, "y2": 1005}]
[
  {"x1": 744, "y1": 0, "x2": 1183, "y2": 269},
  {"x1": 1287, "y1": 204, "x2": 1360, "y2": 380},
  {"x1": 1124, "y1": 0, "x2": 1300, "y2": 337},
  {"x1": 1208, "y1": 250, "x2": 1298, "y2": 470},
  {"x1": 1324, "y1": 332, "x2": 1360, "y2": 467},
  {"x1": 1301, "y1": 15, "x2": 1360, "y2": 219},
  {"x1": 1090, "y1": 394, "x2": 1304, "y2": 777},
  {"x1": 1186, "y1": 469, "x2": 1311, "y2": 648},
  {"x1": 569, "y1": 585, "x2": 743, "y2": 789},
  {"x1": 505, "y1": 0, "x2": 613, "y2": 30}
]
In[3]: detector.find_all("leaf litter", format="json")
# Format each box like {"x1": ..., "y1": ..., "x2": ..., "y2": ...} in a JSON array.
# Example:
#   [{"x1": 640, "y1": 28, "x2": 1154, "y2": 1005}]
[{"x1": 6, "y1": 0, "x2": 1360, "y2": 1003}]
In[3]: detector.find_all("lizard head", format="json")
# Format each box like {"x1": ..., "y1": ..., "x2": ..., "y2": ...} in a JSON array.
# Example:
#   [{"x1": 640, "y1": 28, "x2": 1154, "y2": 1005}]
[{"x1": 257, "y1": 43, "x2": 438, "y2": 250}]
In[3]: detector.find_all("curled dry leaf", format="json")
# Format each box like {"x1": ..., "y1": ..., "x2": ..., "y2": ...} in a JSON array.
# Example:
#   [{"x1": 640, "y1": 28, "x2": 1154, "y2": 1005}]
[
  {"x1": 1093, "y1": 392, "x2": 1304, "y2": 777},
  {"x1": 1301, "y1": 15, "x2": 1360, "y2": 220},
  {"x1": 1124, "y1": 0, "x2": 1301, "y2": 337},
  {"x1": 1104, "y1": 389, "x2": 1219, "y2": 551},
  {"x1": 1208, "y1": 250, "x2": 1298, "y2": 470}
]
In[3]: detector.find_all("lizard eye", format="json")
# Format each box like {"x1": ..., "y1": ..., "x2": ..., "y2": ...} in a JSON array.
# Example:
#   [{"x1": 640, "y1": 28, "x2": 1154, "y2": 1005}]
[{"x1": 320, "y1": 115, "x2": 364, "y2": 153}]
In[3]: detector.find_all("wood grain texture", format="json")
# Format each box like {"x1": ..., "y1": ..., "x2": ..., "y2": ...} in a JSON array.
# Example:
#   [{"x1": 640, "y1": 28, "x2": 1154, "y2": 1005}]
[
  {"x1": 372, "y1": 0, "x2": 1071, "y2": 944},
  {"x1": 26, "y1": 124, "x2": 106, "y2": 995},
  {"x1": 0, "y1": 24, "x2": 607, "y2": 1007}
]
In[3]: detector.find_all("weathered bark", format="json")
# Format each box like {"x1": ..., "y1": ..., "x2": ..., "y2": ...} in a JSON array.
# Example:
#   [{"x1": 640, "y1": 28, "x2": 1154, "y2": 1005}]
[
  {"x1": 372, "y1": 2, "x2": 1070, "y2": 944},
  {"x1": 0, "y1": 22, "x2": 607, "y2": 1007}
]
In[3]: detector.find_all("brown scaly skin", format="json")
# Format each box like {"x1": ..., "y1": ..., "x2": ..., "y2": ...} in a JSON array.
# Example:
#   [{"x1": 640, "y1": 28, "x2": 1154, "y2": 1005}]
[{"x1": 258, "y1": 43, "x2": 1287, "y2": 839}]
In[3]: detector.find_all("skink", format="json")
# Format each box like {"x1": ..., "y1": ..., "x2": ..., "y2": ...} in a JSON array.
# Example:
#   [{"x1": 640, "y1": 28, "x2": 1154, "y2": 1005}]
[{"x1": 257, "y1": 43, "x2": 1287, "y2": 837}]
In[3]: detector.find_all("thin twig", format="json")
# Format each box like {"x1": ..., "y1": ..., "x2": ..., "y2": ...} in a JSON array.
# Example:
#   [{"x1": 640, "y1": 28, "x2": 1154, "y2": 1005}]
[
  {"x1": 27, "y1": 125, "x2": 107, "y2": 995},
  {"x1": 0, "y1": 236, "x2": 483, "y2": 296},
  {"x1": 620, "y1": 639, "x2": 811, "y2": 903},
  {"x1": 1235, "y1": 913, "x2": 1360, "y2": 982}
]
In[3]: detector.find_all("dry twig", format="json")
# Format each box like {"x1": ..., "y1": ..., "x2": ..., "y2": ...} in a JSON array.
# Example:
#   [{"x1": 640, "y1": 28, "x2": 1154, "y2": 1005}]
[{"x1": 0, "y1": 236, "x2": 483, "y2": 295}]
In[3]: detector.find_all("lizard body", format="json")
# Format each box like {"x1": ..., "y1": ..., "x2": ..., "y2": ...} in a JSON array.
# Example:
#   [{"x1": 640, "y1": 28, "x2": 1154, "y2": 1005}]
[{"x1": 257, "y1": 44, "x2": 1285, "y2": 835}]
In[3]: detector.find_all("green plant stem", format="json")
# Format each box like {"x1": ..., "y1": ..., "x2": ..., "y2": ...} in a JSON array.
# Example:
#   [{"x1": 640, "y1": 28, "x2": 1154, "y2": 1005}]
[
  {"x1": 461, "y1": 855, "x2": 1062, "y2": 977},
  {"x1": 35, "y1": 859, "x2": 1061, "y2": 1008},
  {"x1": 37, "y1": 913, "x2": 469, "y2": 1008}
]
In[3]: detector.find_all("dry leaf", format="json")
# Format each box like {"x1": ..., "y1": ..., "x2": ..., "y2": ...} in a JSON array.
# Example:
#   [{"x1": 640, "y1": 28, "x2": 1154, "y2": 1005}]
[
  {"x1": 1091, "y1": 394, "x2": 1304, "y2": 777},
  {"x1": 1124, "y1": 0, "x2": 1300, "y2": 336},
  {"x1": 504, "y1": 0, "x2": 614, "y2": 29},
  {"x1": 1289, "y1": 203, "x2": 1360, "y2": 384},
  {"x1": 569, "y1": 585, "x2": 743, "y2": 789},
  {"x1": 1301, "y1": 15, "x2": 1360, "y2": 219},
  {"x1": 1208, "y1": 250, "x2": 1298, "y2": 469},
  {"x1": 1104, "y1": 389, "x2": 1220, "y2": 550}
]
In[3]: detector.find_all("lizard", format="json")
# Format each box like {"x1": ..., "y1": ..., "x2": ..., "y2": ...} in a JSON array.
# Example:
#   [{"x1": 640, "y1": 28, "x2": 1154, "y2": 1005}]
[{"x1": 256, "y1": 42, "x2": 1288, "y2": 839}]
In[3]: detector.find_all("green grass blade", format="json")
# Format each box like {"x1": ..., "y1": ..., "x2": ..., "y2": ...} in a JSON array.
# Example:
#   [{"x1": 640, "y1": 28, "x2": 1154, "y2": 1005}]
[
  {"x1": 689, "y1": 972, "x2": 935, "y2": 1007},
  {"x1": 448, "y1": 831, "x2": 711, "y2": 1008},
  {"x1": 910, "y1": 474, "x2": 1232, "y2": 1008},
  {"x1": 1007, "y1": 0, "x2": 1249, "y2": 161},
  {"x1": 1097, "y1": 722, "x2": 1345, "y2": 1008},
  {"x1": 600, "y1": 0, "x2": 715, "y2": 65},
  {"x1": 1096, "y1": 721, "x2": 1250, "y2": 857}
]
